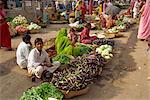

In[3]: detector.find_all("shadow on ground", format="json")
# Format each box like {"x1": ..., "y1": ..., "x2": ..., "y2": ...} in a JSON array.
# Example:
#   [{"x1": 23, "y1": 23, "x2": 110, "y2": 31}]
[{"x1": 0, "y1": 57, "x2": 16, "y2": 76}]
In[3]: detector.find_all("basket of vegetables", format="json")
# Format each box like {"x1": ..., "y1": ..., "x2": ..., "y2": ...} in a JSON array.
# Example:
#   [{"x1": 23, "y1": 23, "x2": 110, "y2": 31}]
[
  {"x1": 51, "y1": 68, "x2": 91, "y2": 99},
  {"x1": 117, "y1": 24, "x2": 126, "y2": 32},
  {"x1": 38, "y1": 23, "x2": 47, "y2": 28},
  {"x1": 60, "y1": 87, "x2": 89, "y2": 99},
  {"x1": 11, "y1": 15, "x2": 28, "y2": 27},
  {"x1": 106, "y1": 27, "x2": 119, "y2": 34},
  {"x1": 20, "y1": 83, "x2": 63, "y2": 100},
  {"x1": 27, "y1": 22, "x2": 41, "y2": 34},
  {"x1": 15, "y1": 25, "x2": 28, "y2": 35}
]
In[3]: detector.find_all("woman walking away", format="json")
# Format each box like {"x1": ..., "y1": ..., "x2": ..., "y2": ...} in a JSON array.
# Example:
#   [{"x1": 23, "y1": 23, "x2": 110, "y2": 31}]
[
  {"x1": 0, "y1": 1, "x2": 12, "y2": 50},
  {"x1": 137, "y1": 0, "x2": 150, "y2": 41}
]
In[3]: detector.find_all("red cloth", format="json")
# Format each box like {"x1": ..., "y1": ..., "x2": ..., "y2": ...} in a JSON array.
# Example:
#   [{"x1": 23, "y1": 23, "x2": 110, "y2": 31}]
[
  {"x1": 130, "y1": 0, "x2": 135, "y2": 9},
  {"x1": 80, "y1": 28, "x2": 97, "y2": 44},
  {"x1": 0, "y1": 10, "x2": 11, "y2": 48},
  {"x1": 81, "y1": 2, "x2": 86, "y2": 20},
  {"x1": 89, "y1": 0, "x2": 93, "y2": 15}
]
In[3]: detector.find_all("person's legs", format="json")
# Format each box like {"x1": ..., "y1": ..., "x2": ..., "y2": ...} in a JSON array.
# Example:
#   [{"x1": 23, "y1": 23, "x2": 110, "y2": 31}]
[
  {"x1": 34, "y1": 66, "x2": 44, "y2": 78},
  {"x1": 81, "y1": 39, "x2": 92, "y2": 44},
  {"x1": 44, "y1": 61, "x2": 60, "y2": 73},
  {"x1": 19, "y1": 60, "x2": 27, "y2": 69}
]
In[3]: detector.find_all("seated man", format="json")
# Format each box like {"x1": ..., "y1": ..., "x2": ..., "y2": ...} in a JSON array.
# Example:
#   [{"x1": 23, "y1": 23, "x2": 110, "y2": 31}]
[
  {"x1": 27, "y1": 38, "x2": 60, "y2": 78},
  {"x1": 16, "y1": 34, "x2": 32, "y2": 69}
]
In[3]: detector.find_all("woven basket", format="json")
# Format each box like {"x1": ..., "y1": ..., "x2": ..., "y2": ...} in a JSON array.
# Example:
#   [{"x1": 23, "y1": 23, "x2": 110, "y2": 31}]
[
  {"x1": 30, "y1": 29, "x2": 40, "y2": 34},
  {"x1": 118, "y1": 28, "x2": 126, "y2": 32},
  {"x1": 60, "y1": 87, "x2": 89, "y2": 99},
  {"x1": 18, "y1": 32, "x2": 25, "y2": 35}
]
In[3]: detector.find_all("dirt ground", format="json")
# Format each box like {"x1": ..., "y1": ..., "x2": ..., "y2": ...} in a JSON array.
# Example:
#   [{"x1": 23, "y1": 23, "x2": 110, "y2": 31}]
[{"x1": 0, "y1": 24, "x2": 150, "y2": 100}]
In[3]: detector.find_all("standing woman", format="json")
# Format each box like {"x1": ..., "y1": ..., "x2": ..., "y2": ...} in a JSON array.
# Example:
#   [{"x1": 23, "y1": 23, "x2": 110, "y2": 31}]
[
  {"x1": 0, "y1": 1, "x2": 12, "y2": 50},
  {"x1": 89, "y1": 0, "x2": 93, "y2": 15},
  {"x1": 103, "y1": 0, "x2": 107, "y2": 14},
  {"x1": 130, "y1": 0, "x2": 136, "y2": 9},
  {"x1": 81, "y1": 1, "x2": 86, "y2": 21},
  {"x1": 133, "y1": 0, "x2": 140, "y2": 19},
  {"x1": 137, "y1": 0, "x2": 150, "y2": 40}
]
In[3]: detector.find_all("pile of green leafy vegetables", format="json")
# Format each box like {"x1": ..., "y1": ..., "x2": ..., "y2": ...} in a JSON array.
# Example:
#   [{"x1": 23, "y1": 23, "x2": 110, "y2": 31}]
[
  {"x1": 52, "y1": 54, "x2": 71, "y2": 64},
  {"x1": 20, "y1": 83, "x2": 63, "y2": 100}
]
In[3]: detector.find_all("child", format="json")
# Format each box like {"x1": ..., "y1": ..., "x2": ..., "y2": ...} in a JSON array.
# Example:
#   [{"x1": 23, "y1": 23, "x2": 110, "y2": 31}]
[
  {"x1": 106, "y1": 15, "x2": 115, "y2": 29},
  {"x1": 80, "y1": 23, "x2": 97, "y2": 44},
  {"x1": 35, "y1": 16, "x2": 42, "y2": 24},
  {"x1": 99, "y1": 14, "x2": 106, "y2": 29}
]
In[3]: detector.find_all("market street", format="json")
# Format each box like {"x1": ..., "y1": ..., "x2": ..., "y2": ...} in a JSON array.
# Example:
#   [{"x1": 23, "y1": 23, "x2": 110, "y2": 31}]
[{"x1": 0, "y1": 24, "x2": 150, "y2": 100}]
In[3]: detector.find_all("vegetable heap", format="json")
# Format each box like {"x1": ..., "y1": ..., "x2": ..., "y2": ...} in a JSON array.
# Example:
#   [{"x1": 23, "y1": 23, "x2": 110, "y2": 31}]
[
  {"x1": 52, "y1": 68, "x2": 91, "y2": 91},
  {"x1": 93, "y1": 39, "x2": 115, "y2": 47},
  {"x1": 117, "y1": 24, "x2": 126, "y2": 30},
  {"x1": 12, "y1": 15, "x2": 27, "y2": 26},
  {"x1": 15, "y1": 25, "x2": 28, "y2": 33},
  {"x1": 115, "y1": 20, "x2": 124, "y2": 26},
  {"x1": 123, "y1": 16, "x2": 130, "y2": 23},
  {"x1": 27, "y1": 22, "x2": 41, "y2": 30},
  {"x1": 52, "y1": 54, "x2": 71, "y2": 64},
  {"x1": 107, "y1": 27, "x2": 119, "y2": 33},
  {"x1": 52, "y1": 54, "x2": 106, "y2": 91},
  {"x1": 20, "y1": 83, "x2": 63, "y2": 100},
  {"x1": 73, "y1": 43, "x2": 93, "y2": 57},
  {"x1": 69, "y1": 54, "x2": 106, "y2": 76},
  {"x1": 96, "y1": 44, "x2": 113, "y2": 60}
]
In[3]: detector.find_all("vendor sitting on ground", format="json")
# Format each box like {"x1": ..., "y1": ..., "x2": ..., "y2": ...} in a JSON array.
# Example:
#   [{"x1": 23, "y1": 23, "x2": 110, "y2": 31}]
[
  {"x1": 27, "y1": 38, "x2": 60, "y2": 78},
  {"x1": 68, "y1": 28, "x2": 78, "y2": 46},
  {"x1": 99, "y1": 13, "x2": 106, "y2": 29},
  {"x1": 16, "y1": 34, "x2": 32, "y2": 69},
  {"x1": 106, "y1": 15, "x2": 115, "y2": 29},
  {"x1": 80, "y1": 23, "x2": 97, "y2": 44},
  {"x1": 35, "y1": 16, "x2": 42, "y2": 24}
]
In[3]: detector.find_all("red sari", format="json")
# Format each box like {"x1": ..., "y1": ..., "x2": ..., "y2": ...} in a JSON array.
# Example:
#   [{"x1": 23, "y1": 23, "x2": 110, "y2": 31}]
[
  {"x1": 80, "y1": 28, "x2": 97, "y2": 44},
  {"x1": 89, "y1": 0, "x2": 93, "y2": 15},
  {"x1": 0, "y1": 9, "x2": 11, "y2": 48},
  {"x1": 81, "y1": 2, "x2": 86, "y2": 21}
]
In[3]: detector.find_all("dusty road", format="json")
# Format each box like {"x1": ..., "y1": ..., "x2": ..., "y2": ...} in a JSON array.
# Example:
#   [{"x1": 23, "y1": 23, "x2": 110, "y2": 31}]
[{"x1": 0, "y1": 24, "x2": 150, "y2": 100}]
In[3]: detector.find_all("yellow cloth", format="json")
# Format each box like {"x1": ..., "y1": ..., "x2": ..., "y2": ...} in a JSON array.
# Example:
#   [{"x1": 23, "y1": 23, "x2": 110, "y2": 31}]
[
  {"x1": 75, "y1": 0, "x2": 82, "y2": 8},
  {"x1": 99, "y1": 4, "x2": 103, "y2": 14}
]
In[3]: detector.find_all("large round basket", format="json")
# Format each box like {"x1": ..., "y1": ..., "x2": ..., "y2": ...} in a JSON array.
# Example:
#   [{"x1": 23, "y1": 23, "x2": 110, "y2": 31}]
[
  {"x1": 18, "y1": 32, "x2": 25, "y2": 35},
  {"x1": 118, "y1": 28, "x2": 126, "y2": 32},
  {"x1": 60, "y1": 87, "x2": 89, "y2": 99},
  {"x1": 30, "y1": 29, "x2": 40, "y2": 34}
]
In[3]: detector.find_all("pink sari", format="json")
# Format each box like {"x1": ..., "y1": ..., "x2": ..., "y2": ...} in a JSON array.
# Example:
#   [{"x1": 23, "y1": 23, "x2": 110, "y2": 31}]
[
  {"x1": 137, "y1": 1, "x2": 150, "y2": 39},
  {"x1": 130, "y1": 0, "x2": 135, "y2": 9}
]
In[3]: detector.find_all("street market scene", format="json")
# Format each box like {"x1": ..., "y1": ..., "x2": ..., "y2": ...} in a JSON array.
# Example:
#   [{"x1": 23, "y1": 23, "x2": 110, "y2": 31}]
[{"x1": 0, "y1": 0, "x2": 150, "y2": 100}]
